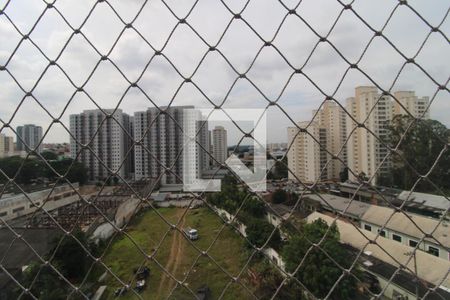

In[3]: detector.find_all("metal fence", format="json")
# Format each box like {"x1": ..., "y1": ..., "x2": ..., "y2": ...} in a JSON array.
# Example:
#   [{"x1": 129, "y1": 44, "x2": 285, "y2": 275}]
[{"x1": 0, "y1": 0, "x2": 449, "y2": 299}]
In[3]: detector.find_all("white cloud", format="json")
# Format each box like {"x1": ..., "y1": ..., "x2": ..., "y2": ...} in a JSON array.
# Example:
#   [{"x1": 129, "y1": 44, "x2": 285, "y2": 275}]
[{"x1": 0, "y1": 0, "x2": 448, "y2": 145}]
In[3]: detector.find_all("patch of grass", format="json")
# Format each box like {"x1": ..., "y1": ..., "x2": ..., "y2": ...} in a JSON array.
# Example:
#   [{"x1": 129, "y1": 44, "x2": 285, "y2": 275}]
[{"x1": 101, "y1": 207, "x2": 254, "y2": 299}]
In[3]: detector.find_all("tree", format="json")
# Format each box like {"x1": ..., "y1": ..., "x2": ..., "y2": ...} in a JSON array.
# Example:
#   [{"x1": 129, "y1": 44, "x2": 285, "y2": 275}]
[
  {"x1": 272, "y1": 189, "x2": 288, "y2": 204},
  {"x1": 0, "y1": 156, "x2": 23, "y2": 182},
  {"x1": 242, "y1": 198, "x2": 265, "y2": 218},
  {"x1": 253, "y1": 261, "x2": 304, "y2": 299},
  {"x1": 268, "y1": 157, "x2": 288, "y2": 180},
  {"x1": 339, "y1": 167, "x2": 349, "y2": 182},
  {"x1": 19, "y1": 229, "x2": 98, "y2": 299},
  {"x1": 282, "y1": 219, "x2": 357, "y2": 299},
  {"x1": 15, "y1": 159, "x2": 46, "y2": 184},
  {"x1": 385, "y1": 115, "x2": 450, "y2": 192},
  {"x1": 246, "y1": 218, "x2": 281, "y2": 250},
  {"x1": 41, "y1": 151, "x2": 58, "y2": 161},
  {"x1": 20, "y1": 262, "x2": 67, "y2": 300},
  {"x1": 0, "y1": 156, "x2": 88, "y2": 185}
]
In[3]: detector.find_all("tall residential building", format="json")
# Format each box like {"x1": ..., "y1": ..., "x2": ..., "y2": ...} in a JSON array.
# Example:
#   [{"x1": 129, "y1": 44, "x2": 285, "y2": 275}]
[
  {"x1": 69, "y1": 109, "x2": 134, "y2": 182},
  {"x1": 287, "y1": 101, "x2": 347, "y2": 183},
  {"x1": 212, "y1": 126, "x2": 228, "y2": 165},
  {"x1": 16, "y1": 124, "x2": 43, "y2": 153},
  {"x1": 0, "y1": 134, "x2": 14, "y2": 158},
  {"x1": 134, "y1": 106, "x2": 209, "y2": 185},
  {"x1": 312, "y1": 100, "x2": 347, "y2": 180},
  {"x1": 287, "y1": 121, "x2": 327, "y2": 183},
  {"x1": 346, "y1": 86, "x2": 393, "y2": 184},
  {"x1": 393, "y1": 91, "x2": 430, "y2": 119}
]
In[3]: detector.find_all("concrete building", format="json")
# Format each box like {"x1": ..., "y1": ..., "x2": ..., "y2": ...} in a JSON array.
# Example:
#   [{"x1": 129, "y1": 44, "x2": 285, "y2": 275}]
[
  {"x1": 287, "y1": 121, "x2": 327, "y2": 183},
  {"x1": 307, "y1": 212, "x2": 450, "y2": 295},
  {"x1": 345, "y1": 87, "x2": 432, "y2": 184},
  {"x1": 312, "y1": 100, "x2": 347, "y2": 180},
  {"x1": 360, "y1": 205, "x2": 450, "y2": 261},
  {"x1": 287, "y1": 101, "x2": 346, "y2": 183},
  {"x1": 0, "y1": 183, "x2": 79, "y2": 221},
  {"x1": 393, "y1": 91, "x2": 430, "y2": 119},
  {"x1": 212, "y1": 125, "x2": 227, "y2": 165},
  {"x1": 134, "y1": 106, "x2": 209, "y2": 185},
  {"x1": 302, "y1": 193, "x2": 371, "y2": 222},
  {"x1": 0, "y1": 134, "x2": 14, "y2": 158},
  {"x1": 16, "y1": 124, "x2": 43, "y2": 153},
  {"x1": 346, "y1": 86, "x2": 393, "y2": 184},
  {"x1": 69, "y1": 109, "x2": 134, "y2": 182}
]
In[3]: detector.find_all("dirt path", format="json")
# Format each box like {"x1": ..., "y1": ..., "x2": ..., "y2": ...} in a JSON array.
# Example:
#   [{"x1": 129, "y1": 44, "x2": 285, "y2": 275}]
[{"x1": 156, "y1": 209, "x2": 187, "y2": 298}]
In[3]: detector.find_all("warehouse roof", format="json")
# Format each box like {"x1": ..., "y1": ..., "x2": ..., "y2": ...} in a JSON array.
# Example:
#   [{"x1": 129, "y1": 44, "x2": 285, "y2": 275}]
[
  {"x1": 304, "y1": 193, "x2": 371, "y2": 219},
  {"x1": 397, "y1": 191, "x2": 450, "y2": 211},
  {"x1": 361, "y1": 205, "x2": 450, "y2": 248},
  {"x1": 306, "y1": 212, "x2": 450, "y2": 289}
]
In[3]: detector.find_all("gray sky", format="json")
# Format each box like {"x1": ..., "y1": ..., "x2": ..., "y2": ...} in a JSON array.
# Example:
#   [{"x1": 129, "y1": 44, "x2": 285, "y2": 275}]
[{"x1": 0, "y1": 0, "x2": 449, "y2": 145}]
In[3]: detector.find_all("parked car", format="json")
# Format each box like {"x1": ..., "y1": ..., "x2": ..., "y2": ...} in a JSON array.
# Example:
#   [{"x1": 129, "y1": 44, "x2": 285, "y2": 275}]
[{"x1": 183, "y1": 227, "x2": 198, "y2": 240}]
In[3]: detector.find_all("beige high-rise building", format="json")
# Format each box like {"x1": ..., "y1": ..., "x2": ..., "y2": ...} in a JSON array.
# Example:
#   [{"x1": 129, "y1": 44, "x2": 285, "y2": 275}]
[
  {"x1": 288, "y1": 87, "x2": 431, "y2": 186},
  {"x1": 0, "y1": 134, "x2": 14, "y2": 158},
  {"x1": 212, "y1": 126, "x2": 228, "y2": 165},
  {"x1": 346, "y1": 86, "x2": 393, "y2": 184},
  {"x1": 287, "y1": 121, "x2": 327, "y2": 184},
  {"x1": 393, "y1": 91, "x2": 430, "y2": 119},
  {"x1": 312, "y1": 101, "x2": 347, "y2": 180}
]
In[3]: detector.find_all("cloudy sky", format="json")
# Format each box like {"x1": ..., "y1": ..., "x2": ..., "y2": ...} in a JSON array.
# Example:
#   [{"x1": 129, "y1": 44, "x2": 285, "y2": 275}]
[{"x1": 0, "y1": 0, "x2": 448, "y2": 145}]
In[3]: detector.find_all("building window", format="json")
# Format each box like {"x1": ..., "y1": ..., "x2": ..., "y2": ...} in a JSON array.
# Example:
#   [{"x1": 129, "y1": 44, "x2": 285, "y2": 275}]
[
  {"x1": 0, "y1": 211, "x2": 7, "y2": 217},
  {"x1": 409, "y1": 239, "x2": 418, "y2": 248},
  {"x1": 392, "y1": 234, "x2": 402, "y2": 243},
  {"x1": 364, "y1": 224, "x2": 372, "y2": 231},
  {"x1": 378, "y1": 229, "x2": 386, "y2": 237},
  {"x1": 427, "y1": 246, "x2": 439, "y2": 257}
]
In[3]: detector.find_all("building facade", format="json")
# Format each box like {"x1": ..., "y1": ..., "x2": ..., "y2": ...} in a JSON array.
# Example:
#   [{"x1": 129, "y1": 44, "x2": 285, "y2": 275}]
[
  {"x1": 134, "y1": 106, "x2": 209, "y2": 185},
  {"x1": 0, "y1": 134, "x2": 14, "y2": 158},
  {"x1": 16, "y1": 124, "x2": 43, "y2": 153},
  {"x1": 345, "y1": 87, "x2": 430, "y2": 184},
  {"x1": 287, "y1": 100, "x2": 346, "y2": 183},
  {"x1": 312, "y1": 100, "x2": 347, "y2": 180},
  {"x1": 287, "y1": 121, "x2": 327, "y2": 183},
  {"x1": 212, "y1": 126, "x2": 228, "y2": 166},
  {"x1": 346, "y1": 86, "x2": 393, "y2": 184},
  {"x1": 360, "y1": 205, "x2": 450, "y2": 261},
  {"x1": 69, "y1": 109, "x2": 134, "y2": 182},
  {"x1": 393, "y1": 91, "x2": 430, "y2": 119}
]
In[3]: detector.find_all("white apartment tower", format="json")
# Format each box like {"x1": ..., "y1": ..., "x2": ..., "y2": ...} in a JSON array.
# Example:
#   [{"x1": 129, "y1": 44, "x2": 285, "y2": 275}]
[
  {"x1": 346, "y1": 87, "x2": 393, "y2": 184},
  {"x1": 69, "y1": 109, "x2": 134, "y2": 182},
  {"x1": 134, "y1": 106, "x2": 209, "y2": 185},
  {"x1": 287, "y1": 121, "x2": 328, "y2": 183},
  {"x1": 393, "y1": 91, "x2": 430, "y2": 119},
  {"x1": 212, "y1": 126, "x2": 228, "y2": 165},
  {"x1": 312, "y1": 100, "x2": 347, "y2": 180},
  {"x1": 0, "y1": 134, "x2": 14, "y2": 158},
  {"x1": 16, "y1": 124, "x2": 43, "y2": 153}
]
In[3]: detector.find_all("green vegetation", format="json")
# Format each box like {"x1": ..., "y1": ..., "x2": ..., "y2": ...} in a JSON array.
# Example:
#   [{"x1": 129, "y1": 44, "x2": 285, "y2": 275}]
[
  {"x1": 20, "y1": 230, "x2": 99, "y2": 300},
  {"x1": 0, "y1": 156, "x2": 88, "y2": 185},
  {"x1": 379, "y1": 115, "x2": 450, "y2": 192},
  {"x1": 245, "y1": 217, "x2": 281, "y2": 250},
  {"x1": 268, "y1": 157, "x2": 288, "y2": 180},
  {"x1": 271, "y1": 189, "x2": 288, "y2": 204},
  {"x1": 101, "y1": 207, "x2": 254, "y2": 299},
  {"x1": 282, "y1": 219, "x2": 358, "y2": 300}
]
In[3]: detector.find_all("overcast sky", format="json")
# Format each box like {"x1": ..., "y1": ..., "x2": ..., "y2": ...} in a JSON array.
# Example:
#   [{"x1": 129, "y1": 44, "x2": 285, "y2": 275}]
[{"x1": 0, "y1": 0, "x2": 448, "y2": 145}]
